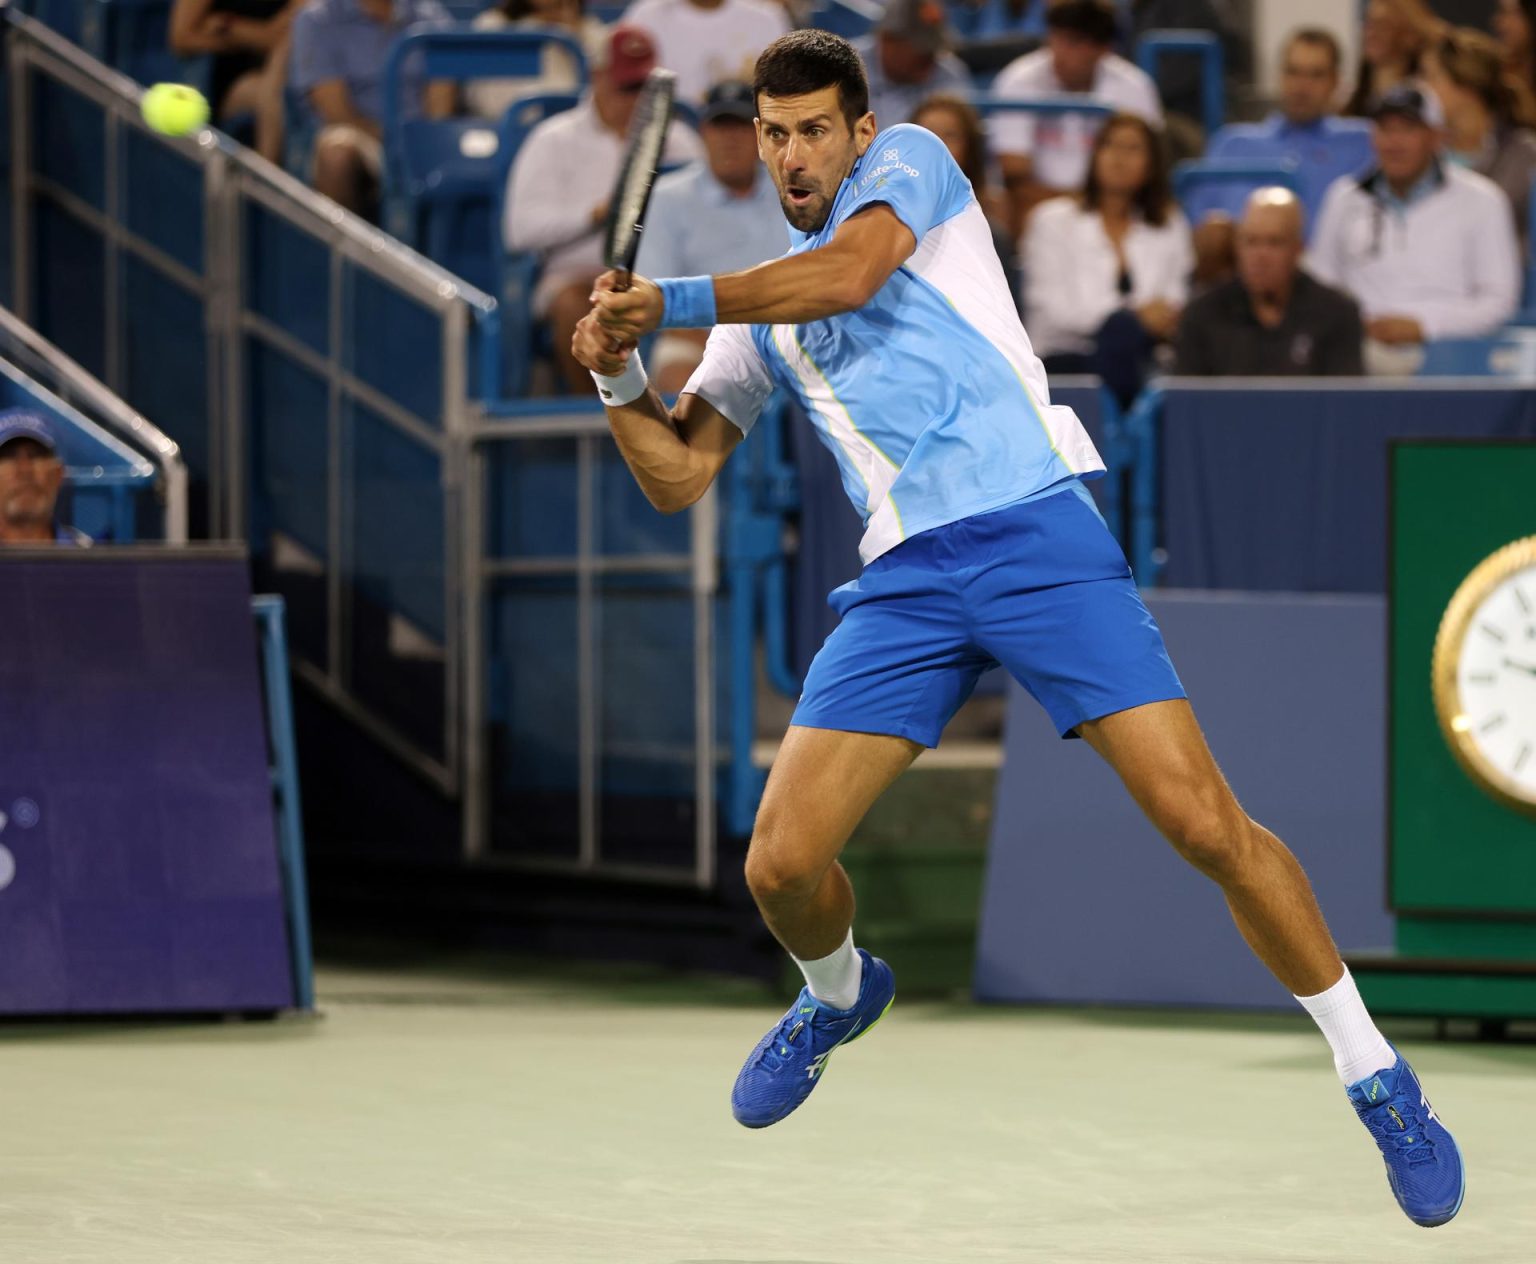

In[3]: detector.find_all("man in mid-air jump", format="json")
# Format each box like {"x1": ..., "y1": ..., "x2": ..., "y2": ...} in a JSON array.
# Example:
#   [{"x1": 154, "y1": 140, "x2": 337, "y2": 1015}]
[{"x1": 572, "y1": 29, "x2": 1464, "y2": 1228}]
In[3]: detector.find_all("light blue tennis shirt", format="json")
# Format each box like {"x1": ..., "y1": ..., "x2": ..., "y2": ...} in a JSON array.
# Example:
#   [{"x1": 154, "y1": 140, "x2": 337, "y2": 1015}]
[{"x1": 682, "y1": 123, "x2": 1104, "y2": 564}]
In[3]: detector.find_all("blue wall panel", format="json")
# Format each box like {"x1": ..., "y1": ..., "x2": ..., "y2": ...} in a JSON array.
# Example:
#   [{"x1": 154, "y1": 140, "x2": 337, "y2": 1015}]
[
  {"x1": 245, "y1": 202, "x2": 329, "y2": 357},
  {"x1": 121, "y1": 254, "x2": 207, "y2": 489},
  {"x1": 33, "y1": 74, "x2": 104, "y2": 210},
  {"x1": 122, "y1": 127, "x2": 204, "y2": 274},
  {"x1": 34, "y1": 199, "x2": 105, "y2": 377},
  {"x1": 346, "y1": 268, "x2": 441, "y2": 426},
  {"x1": 976, "y1": 592, "x2": 1395, "y2": 1009}
]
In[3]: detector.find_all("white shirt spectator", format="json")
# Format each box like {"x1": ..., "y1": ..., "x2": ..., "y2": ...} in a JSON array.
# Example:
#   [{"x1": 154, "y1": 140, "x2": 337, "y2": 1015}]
[
  {"x1": 622, "y1": 0, "x2": 789, "y2": 105},
  {"x1": 504, "y1": 95, "x2": 702, "y2": 314},
  {"x1": 1307, "y1": 164, "x2": 1521, "y2": 340},
  {"x1": 463, "y1": 10, "x2": 610, "y2": 120},
  {"x1": 1022, "y1": 194, "x2": 1193, "y2": 357},
  {"x1": 991, "y1": 48, "x2": 1163, "y2": 192}
]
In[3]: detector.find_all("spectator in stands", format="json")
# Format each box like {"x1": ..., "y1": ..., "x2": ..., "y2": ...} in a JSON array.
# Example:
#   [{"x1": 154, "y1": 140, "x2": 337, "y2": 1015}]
[
  {"x1": 170, "y1": 0, "x2": 298, "y2": 163},
  {"x1": 852, "y1": 0, "x2": 972, "y2": 129},
  {"x1": 1187, "y1": 30, "x2": 1375, "y2": 236},
  {"x1": 1493, "y1": 0, "x2": 1536, "y2": 97},
  {"x1": 504, "y1": 26, "x2": 702, "y2": 391},
  {"x1": 1310, "y1": 86, "x2": 1521, "y2": 374},
  {"x1": 991, "y1": 0, "x2": 1163, "y2": 234},
  {"x1": 290, "y1": 0, "x2": 454, "y2": 217},
  {"x1": 464, "y1": 0, "x2": 609, "y2": 120},
  {"x1": 634, "y1": 81, "x2": 788, "y2": 393},
  {"x1": 0, "y1": 411, "x2": 85, "y2": 547},
  {"x1": 623, "y1": 0, "x2": 789, "y2": 106},
  {"x1": 1175, "y1": 188, "x2": 1364, "y2": 376},
  {"x1": 1344, "y1": 0, "x2": 1443, "y2": 117},
  {"x1": 1424, "y1": 26, "x2": 1536, "y2": 245},
  {"x1": 1021, "y1": 112, "x2": 1191, "y2": 405},
  {"x1": 911, "y1": 91, "x2": 1019, "y2": 302}
]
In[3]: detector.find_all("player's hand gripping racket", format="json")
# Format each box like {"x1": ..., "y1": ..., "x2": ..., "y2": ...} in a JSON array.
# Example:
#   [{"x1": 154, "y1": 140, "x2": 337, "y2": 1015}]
[{"x1": 601, "y1": 68, "x2": 677, "y2": 292}]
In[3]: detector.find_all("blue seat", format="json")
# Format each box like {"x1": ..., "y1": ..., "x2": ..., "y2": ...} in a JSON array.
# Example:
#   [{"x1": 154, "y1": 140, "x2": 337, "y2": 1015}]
[
  {"x1": 805, "y1": 0, "x2": 882, "y2": 40},
  {"x1": 382, "y1": 28, "x2": 588, "y2": 291},
  {"x1": 1135, "y1": 29, "x2": 1225, "y2": 138},
  {"x1": 492, "y1": 91, "x2": 582, "y2": 396},
  {"x1": 1172, "y1": 158, "x2": 1299, "y2": 224}
]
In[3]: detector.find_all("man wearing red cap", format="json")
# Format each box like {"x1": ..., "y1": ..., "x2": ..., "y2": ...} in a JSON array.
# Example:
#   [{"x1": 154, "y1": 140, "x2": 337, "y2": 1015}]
[{"x1": 503, "y1": 25, "x2": 703, "y2": 392}]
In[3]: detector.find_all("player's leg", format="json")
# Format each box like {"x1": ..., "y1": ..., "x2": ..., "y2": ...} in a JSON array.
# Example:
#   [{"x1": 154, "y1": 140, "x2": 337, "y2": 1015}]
[
  {"x1": 746, "y1": 723, "x2": 921, "y2": 964},
  {"x1": 1077, "y1": 698, "x2": 1466, "y2": 1228},
  {"x1": 970, "y1": 487, "x2": 1464, "y2": 1224},
  {"x1": 1075, "y1": 698, "x2": 1344, "y2": 998},
  {"x1": 732, "y1": 531, "x2": 987, "y2": 1129}
]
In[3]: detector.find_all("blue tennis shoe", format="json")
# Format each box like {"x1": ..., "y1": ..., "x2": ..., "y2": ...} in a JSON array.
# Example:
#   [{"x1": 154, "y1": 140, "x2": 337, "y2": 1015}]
[
  {"x1": 1347, "y1": 1047, "x2": 1466, "y2": 1227},
  {"x1": 731, "y1": 949, "x2": 895, "y2": 1129}
]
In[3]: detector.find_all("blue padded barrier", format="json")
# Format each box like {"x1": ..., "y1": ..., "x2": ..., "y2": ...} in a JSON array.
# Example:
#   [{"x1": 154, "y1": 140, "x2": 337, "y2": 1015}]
[
  {"x1": 251, "y1": 594, "x2": 315, "y2": 1012},
  {"x1": 978, "y1": 592, "x2": 1393, "y2": 1009},
  {"x1": 1127, "y1": 380, "x2": 1536, "y2": 591},
  {"x1": 1135, "y1": 28, "x2": 1225, "y2": 138},
  {"x1": 383, "y1": 28, "x2": 587, "y2": 294}
]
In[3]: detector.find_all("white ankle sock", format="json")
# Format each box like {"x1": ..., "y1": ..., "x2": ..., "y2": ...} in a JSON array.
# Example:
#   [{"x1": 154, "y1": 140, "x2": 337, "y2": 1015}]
[
  {"x1": 1295, "y1": 967, "x2": 1396, "y2": 1087},
  {"x1": 793, "y1": 929, "x2": 863, "y2": 1011}
]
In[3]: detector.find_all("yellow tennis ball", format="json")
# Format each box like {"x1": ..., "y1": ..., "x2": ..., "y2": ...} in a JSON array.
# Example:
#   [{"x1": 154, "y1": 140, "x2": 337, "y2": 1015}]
[{"x1": 141, "y1": 83, "x2": 209, "y2": 137}]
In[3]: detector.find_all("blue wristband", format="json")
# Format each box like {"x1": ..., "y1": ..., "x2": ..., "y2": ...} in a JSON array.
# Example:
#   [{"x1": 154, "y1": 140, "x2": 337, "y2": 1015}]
[{"x1": 656, "y1": 276, "x2": 718, "y2": 329}]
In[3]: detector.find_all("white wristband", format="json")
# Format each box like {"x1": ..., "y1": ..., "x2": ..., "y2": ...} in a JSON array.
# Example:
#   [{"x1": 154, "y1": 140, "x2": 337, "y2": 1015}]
[{"x1": 591, "y1": 352, "x2": 648, "y2": 407}]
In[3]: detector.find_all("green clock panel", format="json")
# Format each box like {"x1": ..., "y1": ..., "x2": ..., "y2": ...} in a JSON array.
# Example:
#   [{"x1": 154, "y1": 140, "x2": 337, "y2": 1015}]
[{"x1": 1390, "y1": 441, "x2": 1536, "y2": 916}]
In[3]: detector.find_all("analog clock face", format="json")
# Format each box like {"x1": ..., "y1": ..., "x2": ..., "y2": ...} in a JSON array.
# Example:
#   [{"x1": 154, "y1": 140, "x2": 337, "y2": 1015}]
[{"x1": 1442, "y1": 558, "x2": 1536, "y2": 808}]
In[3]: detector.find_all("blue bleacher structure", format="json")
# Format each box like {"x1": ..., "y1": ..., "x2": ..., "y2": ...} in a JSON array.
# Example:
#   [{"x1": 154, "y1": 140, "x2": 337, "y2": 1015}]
[
  {"x1": 1171, "y1": 157, "x2": 1300, "y2": 224},
  {"x1": 382, "y1": 27, "x2": 588, "y2": 294},
  {"x1": 491, "y1": 90, "x2": 581, "y2": 396},
  {"x1": 20, "y1": 0, "x2": 195, "y2": 91},
  {"x1": 1135, "y1": 28, "x2": 1224, "y2": 138}
]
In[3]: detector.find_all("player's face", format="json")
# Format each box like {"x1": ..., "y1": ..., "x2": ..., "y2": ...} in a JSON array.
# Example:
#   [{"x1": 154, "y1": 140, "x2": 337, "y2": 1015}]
[
  {"x1": 0, "y1": 438, "x2": 62, "y2": 529},
  {"x1": 1236, "y1": 205, "x2": 1303, "y2": 297},
  {"x1": 1279, "y1": 40, "x2": 1338, "y2": 125},
  {"x1": 1373, "y1": 113, "x2": 1437, "y2": 184},
  {"x1": 756, "y1": 86, "x2": 877, "y2": 233}
]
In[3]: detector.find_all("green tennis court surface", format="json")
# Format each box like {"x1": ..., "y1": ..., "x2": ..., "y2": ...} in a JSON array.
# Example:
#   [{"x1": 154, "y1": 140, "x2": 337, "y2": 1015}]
[{"x1": 2, "y1": 951, "x2": 1530, "y2": 1263}]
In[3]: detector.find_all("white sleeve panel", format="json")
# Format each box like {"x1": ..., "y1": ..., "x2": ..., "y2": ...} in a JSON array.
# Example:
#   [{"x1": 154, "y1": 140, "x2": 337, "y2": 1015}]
[{"x1": 680, "y1": 322, "x2": 775, "y2": 436}]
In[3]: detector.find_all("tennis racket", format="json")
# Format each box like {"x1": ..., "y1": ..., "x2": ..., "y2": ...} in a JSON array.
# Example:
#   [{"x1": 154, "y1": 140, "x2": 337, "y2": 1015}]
[{"x1": 601, "y1": 68, "x2": 677, "y2": 292}]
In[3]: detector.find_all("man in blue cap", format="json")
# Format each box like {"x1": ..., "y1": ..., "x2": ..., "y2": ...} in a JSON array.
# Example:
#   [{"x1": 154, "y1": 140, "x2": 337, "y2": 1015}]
[{"x1": 0, "y1": 409, "x2": 84, "y2": 545}]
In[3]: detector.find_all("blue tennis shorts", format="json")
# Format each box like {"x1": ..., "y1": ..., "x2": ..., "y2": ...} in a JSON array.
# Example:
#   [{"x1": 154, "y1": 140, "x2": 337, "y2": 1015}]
[{"x1": 792, "y1": 485, "x2": 1186, "y2": 746}]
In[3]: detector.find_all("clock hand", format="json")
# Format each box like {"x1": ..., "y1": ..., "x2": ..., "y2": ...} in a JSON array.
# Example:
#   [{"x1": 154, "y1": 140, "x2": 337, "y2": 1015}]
[{"x1": 1504, "y1": 657, "x2": 1536, "y2": 678}]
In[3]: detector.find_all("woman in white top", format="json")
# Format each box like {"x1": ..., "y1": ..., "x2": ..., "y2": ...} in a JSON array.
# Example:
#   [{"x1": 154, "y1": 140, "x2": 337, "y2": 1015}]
[
  {"x1": 1021, "y1": 112, "x2": 1192, "y2": 404},
  {"x1": 464, "y1": 0, "x2": 609, "y2": 121}
]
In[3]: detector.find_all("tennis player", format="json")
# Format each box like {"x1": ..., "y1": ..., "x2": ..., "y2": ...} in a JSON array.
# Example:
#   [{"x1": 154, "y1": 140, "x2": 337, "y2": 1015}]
[{"x1": 573, "y1": 30, "x2": 1464, "y2": 1228}]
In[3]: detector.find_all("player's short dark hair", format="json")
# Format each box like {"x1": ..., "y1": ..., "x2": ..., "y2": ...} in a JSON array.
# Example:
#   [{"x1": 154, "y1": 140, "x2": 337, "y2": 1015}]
[
  {"x1": 754, "y1": 30, "x2": 870, "y2": 128},
  {"x1": 1044, "y1": 0, "x2": 1119, "y2": 46},
  {"x1": 1284, "y1": 26, "x2": 1343, "y2": 74}
]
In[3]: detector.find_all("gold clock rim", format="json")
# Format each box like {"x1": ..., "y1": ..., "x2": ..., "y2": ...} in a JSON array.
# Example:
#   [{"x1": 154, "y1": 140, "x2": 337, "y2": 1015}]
[{"x1": 1430, "y1": 533, "x2": 1536, "y2": 817}]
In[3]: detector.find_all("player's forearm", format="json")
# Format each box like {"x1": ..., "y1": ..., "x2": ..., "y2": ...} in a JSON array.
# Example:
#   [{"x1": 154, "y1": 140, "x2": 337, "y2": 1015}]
[
  {"x1": 711, "y1": 242, "x2": 885, "y2": 325},
  {"x1": 603, "y1": 391, "x2": 712, "y2": 513}
]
